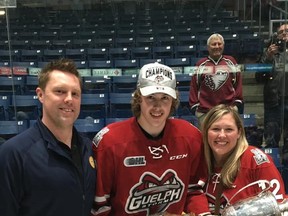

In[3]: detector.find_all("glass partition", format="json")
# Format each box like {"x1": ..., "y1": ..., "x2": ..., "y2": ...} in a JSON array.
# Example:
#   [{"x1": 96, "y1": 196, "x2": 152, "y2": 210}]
[{"x1": 0, "y1": 0, "x2": 287, "y2": 187}]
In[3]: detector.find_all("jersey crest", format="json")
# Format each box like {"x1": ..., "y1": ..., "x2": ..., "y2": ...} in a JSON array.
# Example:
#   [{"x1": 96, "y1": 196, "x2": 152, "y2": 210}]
[
  {"x1": 125, "y1": 169, "x2": 184, "y2": 215},
  {"x1": 251, "y1": 148, "x2": 270, "y2": 165},
  {"x1": 204, "y1": 70, "x2": 229, "y2": 91}
]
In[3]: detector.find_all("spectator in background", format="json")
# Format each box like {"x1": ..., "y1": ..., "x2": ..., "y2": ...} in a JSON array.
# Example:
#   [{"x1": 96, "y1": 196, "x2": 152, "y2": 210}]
[
  {"x1": 202, "y1": 104, "x2": 287, "y2": 215},
  {"x1": 0, "y1": 58, "x2": 96, "y2": 216},
  {"x1": 91, "y1": 62, "x2": 210, "y2": 216},
  {"x1": 259, "y1": 24, "x2": 288, "y2": 149},
  {"x1": 259, "y1": 23, "x2": 288, "y2": 193},
  {"x1": 189, "y1": 33, "x2": 243, "y2": 127}
]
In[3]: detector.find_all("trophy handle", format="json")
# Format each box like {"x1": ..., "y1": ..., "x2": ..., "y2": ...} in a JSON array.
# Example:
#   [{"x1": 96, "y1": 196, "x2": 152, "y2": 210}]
[{"x1": 226, "y1": 180, "x2": 271, "y2": 206}]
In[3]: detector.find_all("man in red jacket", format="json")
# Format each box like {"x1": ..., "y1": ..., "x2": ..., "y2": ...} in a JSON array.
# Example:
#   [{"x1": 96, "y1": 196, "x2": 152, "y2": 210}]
[{"x1": 189, "y1": 33, "x2": 243, "y2": 127}]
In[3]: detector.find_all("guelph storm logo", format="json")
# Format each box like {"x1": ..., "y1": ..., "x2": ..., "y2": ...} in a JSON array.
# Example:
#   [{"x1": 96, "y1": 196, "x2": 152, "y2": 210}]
[
  {"x1": 204, "y1": 70, "x2": 229, "y2": 91},
  {"x1": 154, "y1": 75, "x2": 165, "y2": 84},
  {"x1": 125, "y1": 169, "x2": 184, "y2": 215}
]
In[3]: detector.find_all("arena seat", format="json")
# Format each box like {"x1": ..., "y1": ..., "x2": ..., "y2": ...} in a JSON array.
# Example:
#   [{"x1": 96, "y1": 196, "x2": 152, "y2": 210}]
[
  {"x1": 109, "y1": 93, "x2": 133, "y2": 118},
  {"x1": 80, "y1": 93, "x2": 108, "y2": 119}
]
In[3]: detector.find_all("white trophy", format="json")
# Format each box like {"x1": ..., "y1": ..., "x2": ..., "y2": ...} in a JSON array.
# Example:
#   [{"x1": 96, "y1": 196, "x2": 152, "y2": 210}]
[{"x1": 222, "y1": 180, "x2": 288, "y2": 216}]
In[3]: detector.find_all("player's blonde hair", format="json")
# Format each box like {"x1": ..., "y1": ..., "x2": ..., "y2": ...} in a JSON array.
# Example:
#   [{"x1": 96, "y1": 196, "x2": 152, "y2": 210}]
[{"x1": 201, "y1": 104, "x2": 248, "y2": 188}]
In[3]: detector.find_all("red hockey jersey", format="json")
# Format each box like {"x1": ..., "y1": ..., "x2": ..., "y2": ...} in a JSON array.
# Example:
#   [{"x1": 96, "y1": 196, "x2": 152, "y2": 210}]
[
  {"x1": 189, "y1": 55, "x2": 243, "y2": 113},
  {"x1": 205, "y1": 146, "x2": 287, "y2": 214},
  {"x1": 92, "y1": 117, "x2": 210, "y2": 215}
]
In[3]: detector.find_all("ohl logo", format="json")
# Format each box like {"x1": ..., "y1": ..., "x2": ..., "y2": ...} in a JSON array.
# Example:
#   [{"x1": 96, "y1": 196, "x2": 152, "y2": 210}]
[{"x1": 125, "y1": 169, "x2": 184, "y2": 215}]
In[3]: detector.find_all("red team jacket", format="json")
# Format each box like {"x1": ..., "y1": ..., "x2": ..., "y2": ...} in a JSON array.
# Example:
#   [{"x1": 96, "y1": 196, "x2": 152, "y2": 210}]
[
  {"x1": 92, "y1": 117, "x2": 210, "y2": 216},
  {"x1": 189, "y1": 55, "x2": 243, "y2": 113},
  {"x1": 205, "y1": 146, "x2": 288, "y2": 214}
]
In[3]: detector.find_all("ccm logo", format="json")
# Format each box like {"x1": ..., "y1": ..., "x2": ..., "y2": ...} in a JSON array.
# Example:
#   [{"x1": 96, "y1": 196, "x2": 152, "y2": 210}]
[{"x1": 170, "y1": 154, "x2": 188, "y2": 160}]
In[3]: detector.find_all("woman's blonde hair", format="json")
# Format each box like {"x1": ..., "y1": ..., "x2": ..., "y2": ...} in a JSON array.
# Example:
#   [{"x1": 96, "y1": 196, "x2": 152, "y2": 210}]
[
  {"x1": 201, "y1": 104, "x2": 248, "y2": 188},
  {"x1": 131, "y1": 88, "x2": 180, "y2": 118}
]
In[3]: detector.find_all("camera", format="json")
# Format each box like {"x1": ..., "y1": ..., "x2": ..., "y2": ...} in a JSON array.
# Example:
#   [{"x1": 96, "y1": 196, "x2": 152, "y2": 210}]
[{"x1": 275, "y1": 38, "x2": 287, "y2": 52}]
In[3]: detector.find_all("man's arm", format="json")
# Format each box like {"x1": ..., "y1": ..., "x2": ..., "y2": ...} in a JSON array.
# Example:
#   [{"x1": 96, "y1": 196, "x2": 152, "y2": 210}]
[{"x1": 0, "y1": 145, "x2": 22, "y2": 216}]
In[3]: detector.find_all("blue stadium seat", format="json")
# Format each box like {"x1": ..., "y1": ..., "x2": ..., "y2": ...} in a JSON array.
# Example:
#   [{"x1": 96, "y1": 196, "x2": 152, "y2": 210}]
[
  {"x1": 154, "y1": 28, "x2": 174, "y2": 38},
  {"x1": 131, "y1": 46, "x2": 152, "y2": 59},
  {"x1": 135, "y1": 29, "x2": 154, "y2": 39},
  {"x1": 74, "y1": 61, "x2": 88, "y2": 69},
  {"x1": 59, "y1": 31, "x2": 78, "y2": 40},
  {"x1": 0, "y1": 76, "x2": 25, "y2": 95},
  {"x1": 17, "y1": 31, "x2": 39, "y2": 40},
  {"x1": 177, "y1": 115, "x2": 199, "y2": 128},
  {"x1": 174, "y1": 45, "x2": 197, "y2": 58},
  {"x1": 24, "y1": 76, "x2": 38, "y2": 95},
  {"x1": 139, "y1": 58, "x2": 164, "y2": 67},
  {"x1": 152, "y1": 46, "x2": 174, "y2": 59},
  {"x1": 65, "y1": 48, "x2": 86, "y2": 61},
  {"x1": 72, "y1": 39, "x2": 93, "y2": 49},
  {"x1": 164, "y1": 57, "x2": 191, "y2": 67},
  {"x1": 156, "y1": 36, "x2": 177, "y2": 46},
  {"x1": 82, "y1": 76, "x2": 111, "y2": 94},
  {"x1": 111, "y1": 75, "x2": 138, "y2": 93},
  {"x1": 80, "y1": 93, "x2": 108, "y2": 119},
  {"x1": 10, "y1": 40, "x2": 31, "y2": 50},
  {"x1": 116, "y1": 29, "x2": 135, "y2": 38},
  {"x1": 223, "y1": 33, "x2": 241, "y2": 56},
  {"x1": 8, "y1": 95, "x2": 41, "y2": 120},
  {"x1": 51, "y1": 39, "x2": 72, "y2": 49},
  {"x1": 175, "y1": 27, "x2": 194, "y2": 37},
  {"x1": 88, "y1": 60, "x2": 114, "y2": 69},
  {"x1": 0, "y1": 61, "x2": 9, "y2": 67},
  {"x1": 97, "y1": 30, "x2": 115, "y2": 39},
  {"x1": 20, "y1": 49, "x2": 43, "y2": 62},
  {"x1": 37, "y1": 61, "x2": 49, "y2": 68},
  {"x1": 240, "y1": 33, "x2": 264, "y2": 56},
  {"x1": 0, "y1": 95, "x2": 11, "y2": 120},
  {"x1": 94, "y1": 38, "x2": 114, "y2": 48},
  {"x1": 231, "y1": 24, "x2": 254, "y2": 35},
  {"x1": 0, "y1": 120, "x2": 29, "y2": 142},
  {"x1": 39, "y1": 31, "x2": 58, "y2": 40},
  {"x1": 109, "y1": 47, "x2": 130, "y2": 60},
  {"x1": 135, "y1": 36, "x2": 156, "y2": 47},
  {"x1": 241, "y1": 114, "x2": 262, "y2": 147},
  {"x1": 240, "y1": 114, "x2": 256, "y2": 127},
  {"x1": 42, "y1": 49, "x2": 65, "y2": 61},
  {"x1": 177, "y1": 91, "x2": 191, "y2": 116},
  {"x1": 0, "y1": 30, "x2": 8, "y2": 39},
  {"x1": 198, "y1": 45, "x2": 209, "y2": 57},
  {"x1": 114, "y1": 59, "x2": 139, "y2": 69},
  {"x1": 197, "y1": 35, "x2": 209, "y2": 46},
  {"x1": 86, "y1": 48, "x2": 109, "y2": 60},
  {"x1": 0, "y1": 40, "x2": 8, "y2": 49},
  {"x1": 30, "y1": 40, "x2": 51, "y2": 50},
  {"x1": 61, "y1": 25, "x2": 81, "y2": 33},
  {"x1": 190, "y1": 57, "x2": 202, "y2": 65},
  {"x1": 0, "y1": 49, "x2": 20, "y2": 62},
  {"x1": 74, "y1": 118, "x2": 105, "y2": 139},
  {"x1": 109, "y1": 93, "x2": 133, "y2": 118},
  {"x1": 176, "y1": 74, "x2": 192, "y2": 92},
  {"x1": 12, "y1": 61, "x2": 37, "y2": 68},
  {"x1": 77, "y1": 31, "x2": 97, "y2": 40},
  {"x1": 115, "y1": 37, "x2": 135, "y2": 47}
]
